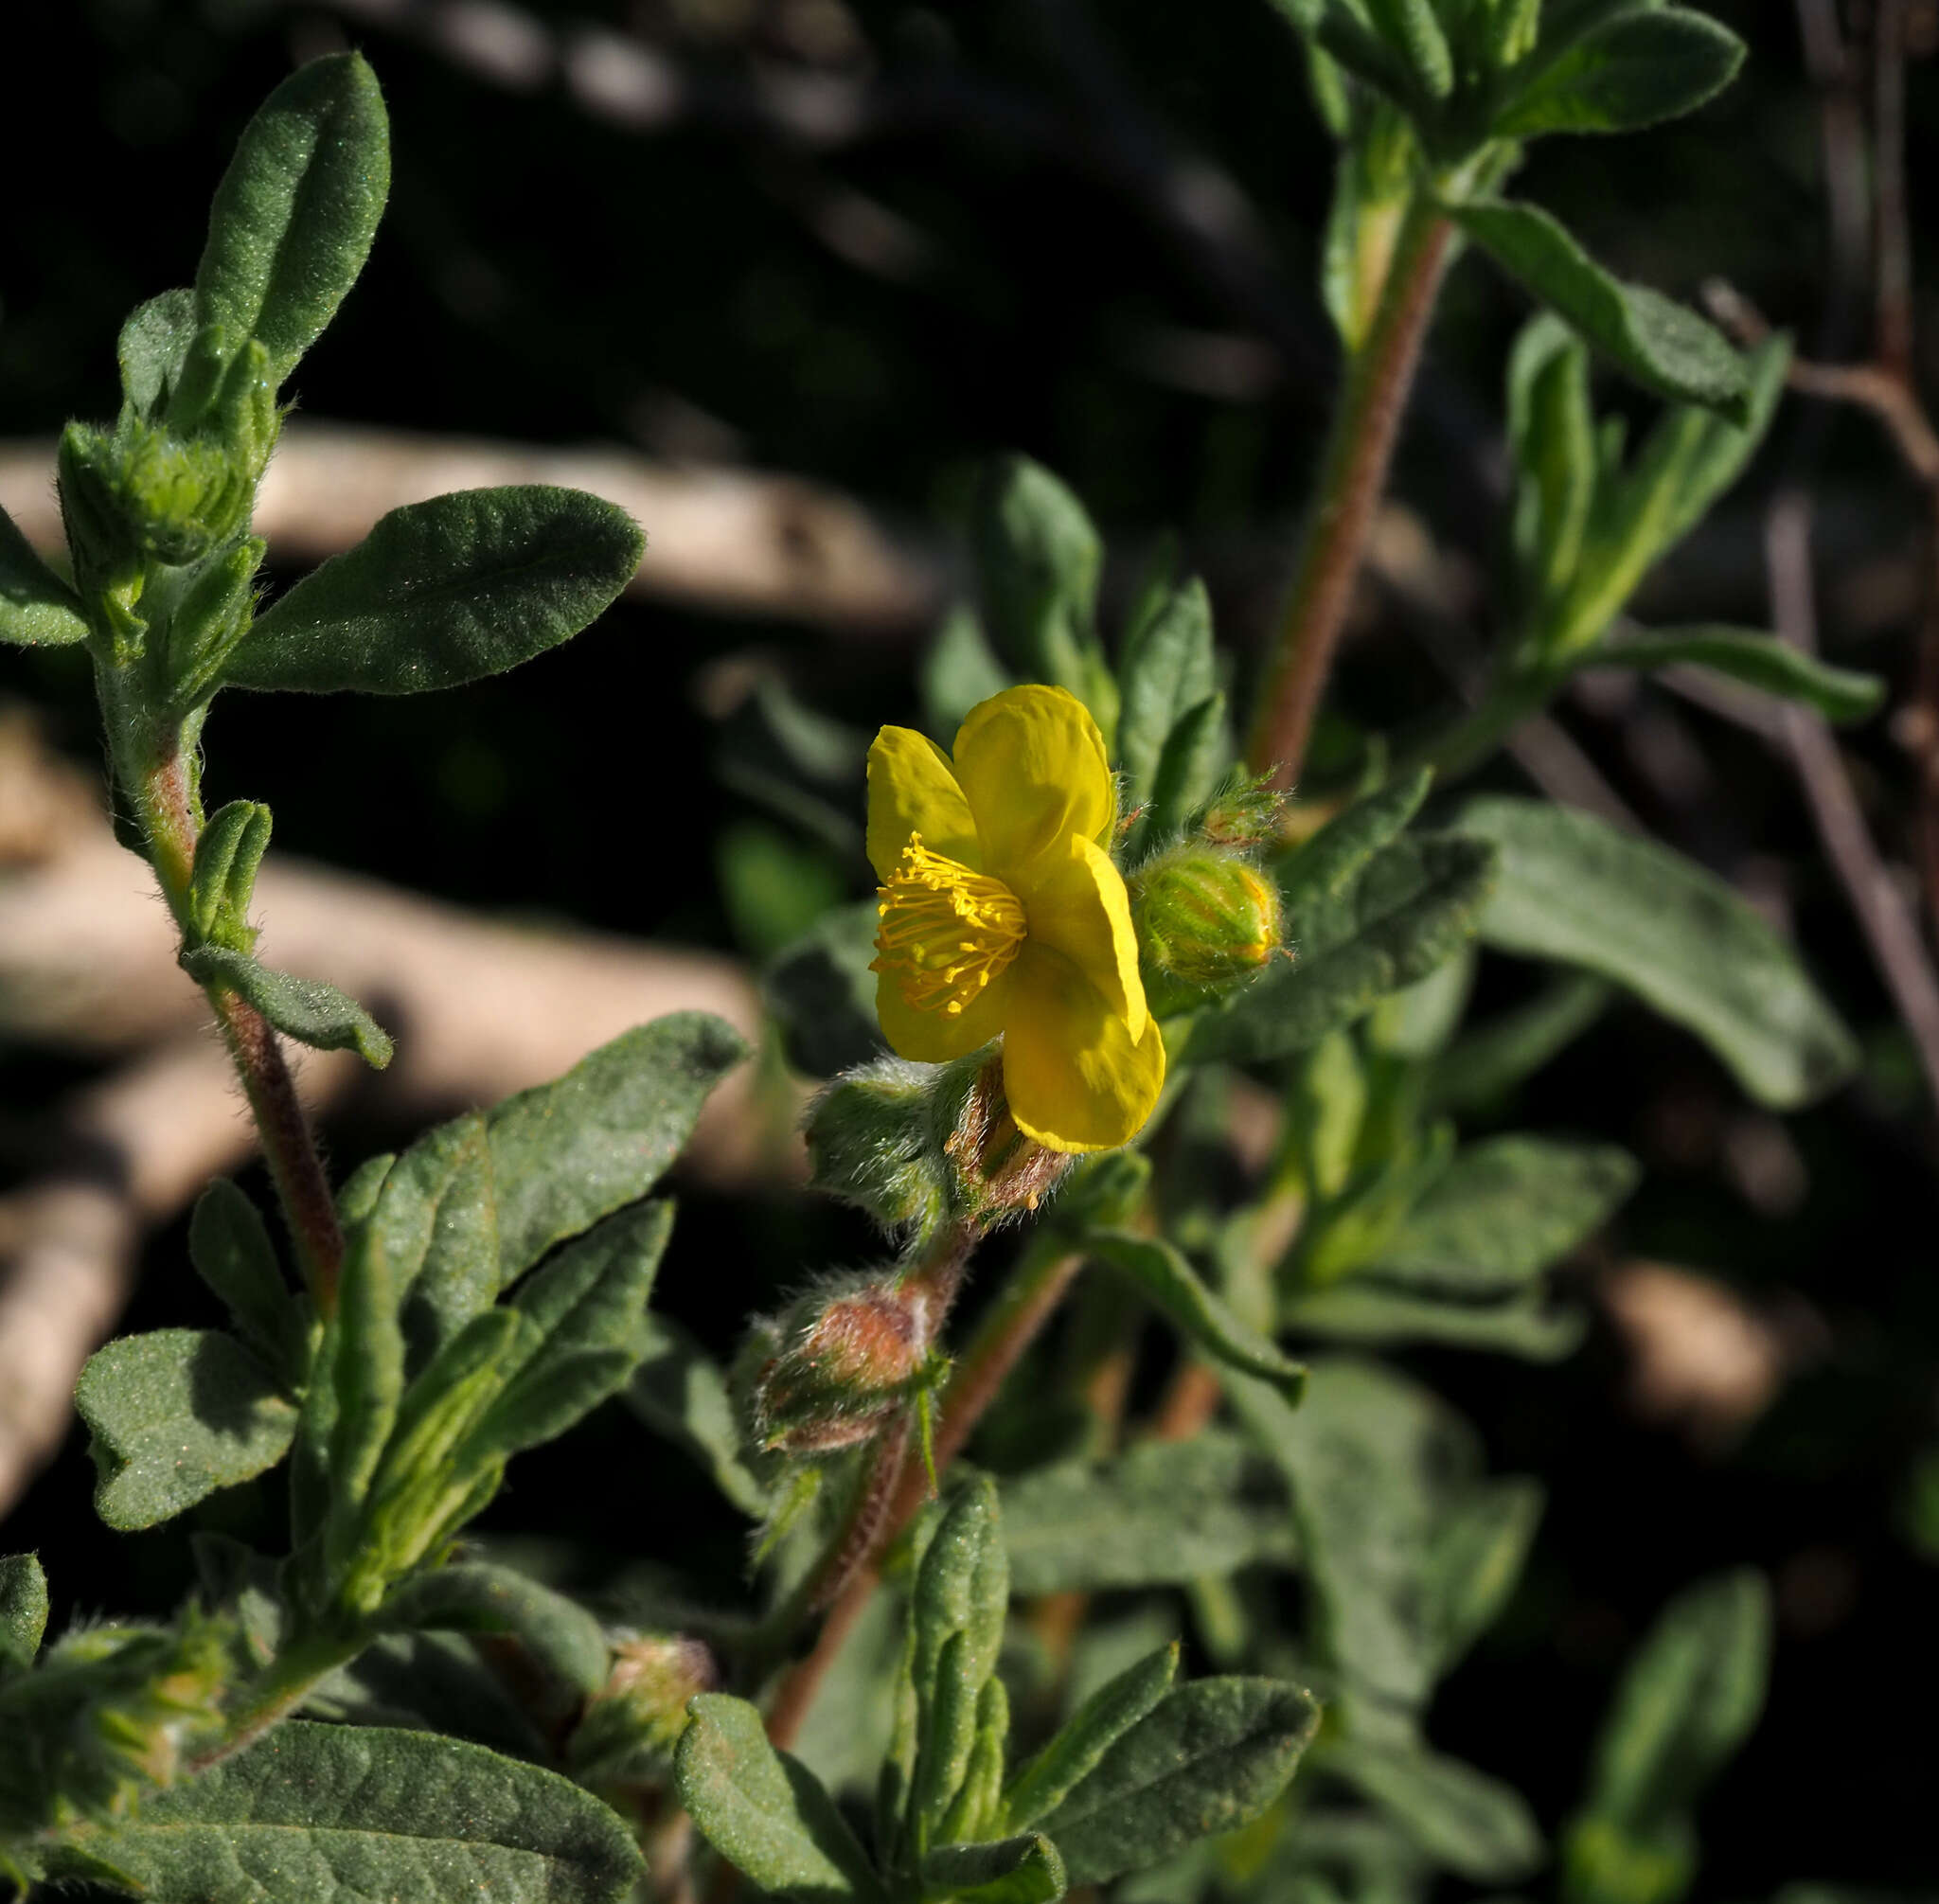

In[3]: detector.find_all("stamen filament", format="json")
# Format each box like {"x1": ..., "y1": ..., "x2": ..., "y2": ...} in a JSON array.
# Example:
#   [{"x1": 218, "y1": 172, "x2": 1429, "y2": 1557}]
[{"x1": 872, "y1": 834, "x2": 1026, "y2": 1017}]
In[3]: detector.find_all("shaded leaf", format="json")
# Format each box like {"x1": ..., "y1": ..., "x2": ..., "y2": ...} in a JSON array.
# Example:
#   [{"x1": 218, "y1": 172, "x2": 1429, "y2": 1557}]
[
  {"x1": 766, "y1": 901, "x2": 886, "y2": 1078},
  {"x1": 628, "y1": 1314, "x2": 772, "y2": 1517},
  {"x1": 181, "y1": 945, "x2": 393, "y2": 1068},
  {"x1": 1035, "y1": 1678, "x2": 1319, "y2": 1886},
  {"x1": 1277, "y1": 769, "x2": 1432, "y2": 918},
  {"x1": 117, "y1": 288, "x2": 195, "y2": 418},
  {"x1": 380, "y1": 1562, "x2": 609, "y2": 1698},
  {"x1": 1327, "y1": 1738, "x2": 1544, "y2": 1882},
  {"x1": 1144, "y1": 691, "x2": 1232, "y2": 845},
  {"x1": 44, "y1": 1721, "x2": 642, "y2": 1902},
  {"x1": 975, "y1": 456, "x2": 1107, "y2": 717},
  {"x1": 676, "y1": 1693, "x2": 887, "y2": 1902},
  {"x1": 1586, "y1": 625, "x2": 1885, "y2": 724},
  {"x1": 1370, "y1": 1135, "x2": 1639, "y2": 1295},
  {"x1": 922, "y1": 605, "x2": 1013, "y2": 740},
  {"x1": 75, "y1": 1329, "x2": 296, "y2": 1532},
  {"x1": 1085, "y1": 1229, "x2": 1307, "y2": 1401},
  {"x1": 1450, "y1": 199, "x2": 1748, "y2": 418},
  {"x1": 1283, "y1": 1281, "x2": 1587, "y2": 1360},
  {"x1": 0, "y1": 506, "x2": 87, "y2": 648},
  {"x1": 1364, "y1": 0, "x2": 1453, "y2": 98},
  {"x1": 1000, "y1": 1434, "x2": 1295, "y2": 1594},
  {"x1": 188, "y1": 1179, "x2": 298, "y2": 1377},
  {"x1": 368, "y1": 1112, "x2": 501, "y2": 1373},
  {"x1": 0, "y1": 1555, "x2": 48, "y2": 1670},
  {"x1": 231, "y1": 487, "x2": 641, "y2": 695},
  {"x1": 1004, "y1": 1646, "x2": 1179, "y2": 1830},
  {"x1": 1428, "y1": 1478, "x2": 1545, "y2": 1674},
  {"x1": 303, "y1": 1630, "x2": 551, "y2": 1761},
  {"x1": 1427, "y1": 971, "x2": 1613, "y2": 1112},
  {"x1": 486, "y1": 1012, "x2": 748, "y2": 1282},
  {"x1": 921, "y1": 1835, "x2": 1066, "y2": 1904},
  {"x1": 1460, "y1": 797, "x2": 1859, "y2": 1106},
  {"x1": 1493, "y1": 8, "x2": 1744, "y2": 139},
  {"x1": 1116, "y1": 578, "x2": 1217, "y2": 813}
]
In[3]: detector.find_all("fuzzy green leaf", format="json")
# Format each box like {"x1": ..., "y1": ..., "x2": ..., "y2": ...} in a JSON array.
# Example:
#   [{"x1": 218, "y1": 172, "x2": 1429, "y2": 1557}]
[
  {"x1": 188, "y1": 1179, "x2": 298, "y2": 1377},
  {"x1": 676, "y1": 1694, "x2": 887, "y2": 1902},
  {"x1": 370, "y1": 1112, "x2": 501, "y2": 1372},
  {"x1": 324, "y1": 1201, "x2": 408, "y2": 1520},
  {"x1": 303, "y1": 1630, "x2": 551, "y2": 1760},
  {"x1": 628, "y1": 1315, "x2": 773, "y2": 1516},
  {"x1": 188, "y1": 799, "x2": 274, "y2": 943},
  {"x1": 1586, "y1": 625, "x2": 1886, "y2": 724},
  {"x1": 1429, "y1": 1478, "x2": 1546, "y2": 1675},
  {"x1": 1450, "y1": 199, "x2": 1748, "y2": 418},
  {"x1": 1508, "y1": 315, "x2": 1596, "y2": 609},
  {"x1": 0, "y1": 504, "x2": 88, "y2": 648},
  {"x1": 1033, "y1": 1678, "x2": 1319, "y2": 1886},
  {"x1": 1000, "y1": 1434, "x2": 1295, "y2": 1594},
  {"x1": 181, "y1": 944, "x2": 393, "y2": 1067},
  {"x1": 1085, "y1": 1230, "x2": 1307, "y2": 1401},
  {"x1": 118, "y1": 288, "x2": 196, "y2": 418},
  {"x1": 1460, "y1": 796, "x2": 1859, "y2": 1106},
  {"x1": 1584, "y1": 1570, "x2": 1771, "y2": 1827},
  {"x1": 1277, "y1": 768, "x2": 1432, "y2": 918},
  {"x1": 472, "y1": 1200, "x2": 675, "y2": 1456},
  {"x1": 1182, "y1": 834, "x2": 1497, "y2": 1064},
  {"x1": 1368, "y1": 1135, "x2": 1639, "y2": 1296},
  {"x1": 1004, "y1": 1646, "x2": 1179, "y2": 1830},
  {"x1": 1326, "y1": 1739, "x2": 1544, "y2": 1882},
  {"x1": 1144, "y1": 691, "x2": 1231, "y2": 845},
  {"x1": 1493, "y1": 8, "x2": 1744, "y2": 139},
  {"x1": 193, "y1": 53, "x2": 390, "y2": 389},
  {"x1": 920, "y1": 1836, "x2": 1067, "y2": 1904},
  {"x1": 42, "y1": 1720, "x2": 642, "y2": 1902},
  {"x1": 1365, "y1": 0, "x2": 1453, "y2": 98},
  {"x1": 767, "y1": 900, "x2": 885, "y2": 1078},
  {"x1": 75, "y1": 1329, "x2": 296, "y2": 1531},
  {"x1": 975, "y1": 456, "x2": 1105, "y2": 710},
  {"x1": 229, "y1": 486, "x2": 641, "y2": 695},
  {"x1": 379, "y1": 1562, "x2": 610, "y2": 1698},
  {"x1": 486, "y1": 1012, "x2": 748, "y2": 1282},
  {"x1": 1282, "y1": 1280, "x2": 1588, "y2": 1360},
  {"x1": 1116, "y1": 578, "x2": 1217, "y2": 813},
  {"x1": 0, "y1": 1555, "x2": 48, "y2": 1670}
]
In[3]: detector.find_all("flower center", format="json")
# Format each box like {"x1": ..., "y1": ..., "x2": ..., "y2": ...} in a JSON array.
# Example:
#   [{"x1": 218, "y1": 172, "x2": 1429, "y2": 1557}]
[{"x1": 872, "y1": 834, "x2": 1026, "y2": 1017}]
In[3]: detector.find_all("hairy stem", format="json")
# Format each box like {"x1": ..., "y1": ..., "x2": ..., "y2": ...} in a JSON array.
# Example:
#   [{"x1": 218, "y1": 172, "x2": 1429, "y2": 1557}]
[
  {"x1": 1246, "y1": 196, "x2": 1453, "y2": 787},
  {"x1": 764, "y1": 1239, "x2": 1086, "y2": 1751}
]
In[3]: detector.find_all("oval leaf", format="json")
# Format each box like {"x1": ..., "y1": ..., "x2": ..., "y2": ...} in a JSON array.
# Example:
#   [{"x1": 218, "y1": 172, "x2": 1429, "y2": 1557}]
[
  {"x1": 229, "y1": 486, "x2": 643, "y2": 695},
  {"x1": 182, "y1": 944, "x2": 393, "y2": 1068},
  {"x1": 1494, "y1": 9, "x2": 1745, "y2": 139},
  {"x1": 1586, "y1": 624, "x2": 1886, "y2": 724}
]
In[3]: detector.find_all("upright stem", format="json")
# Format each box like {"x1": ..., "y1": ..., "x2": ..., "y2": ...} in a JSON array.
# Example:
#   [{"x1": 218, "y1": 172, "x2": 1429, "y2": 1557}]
[
  {"x1": 135, "y1": 738, "x2": 345, "y2": 1314},
  {"x1": 1247, "y1": 196, "x2": 1454, "y2": 788},
  {"x1": 764, "y1": 1240, "x2": 1086, "y2": 1752}
]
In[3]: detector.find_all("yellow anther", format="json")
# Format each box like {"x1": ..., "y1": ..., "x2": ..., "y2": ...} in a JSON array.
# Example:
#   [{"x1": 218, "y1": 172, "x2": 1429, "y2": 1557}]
[{"x1": 871, "y1": 834, "x2": 1026, "y2": 1018}]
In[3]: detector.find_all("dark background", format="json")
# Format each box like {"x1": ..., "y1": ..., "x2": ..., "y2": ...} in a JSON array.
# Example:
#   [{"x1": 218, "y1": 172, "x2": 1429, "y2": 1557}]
[{"x1": 3, "y1": 0, "x2": 1935, "y2": 1893}]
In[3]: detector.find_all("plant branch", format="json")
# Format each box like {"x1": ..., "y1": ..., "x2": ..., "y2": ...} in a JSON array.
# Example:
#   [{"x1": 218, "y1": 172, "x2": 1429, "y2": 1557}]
[{"x1": 1247, "y1": 196, "x2": 1454, "y2": 787}]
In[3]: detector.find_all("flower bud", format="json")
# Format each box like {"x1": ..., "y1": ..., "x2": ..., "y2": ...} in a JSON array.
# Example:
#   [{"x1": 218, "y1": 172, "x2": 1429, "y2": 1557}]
[
  {"x1": 1199, "y1": 774, "x2": 1288, "y2": 848},
  {"x1": 569, "y1": 1633, "x2": 715, "y2": 1787},
  {"x1": 741, "y1": 1271, "x2": 935, "y2": 1457},
  {"x1": 1130, "y1": 845, "x2": 1283, "y2": 1001},
  {"x1": 947, "y1": 1057, "x2": 1075, "y2": 1220}
]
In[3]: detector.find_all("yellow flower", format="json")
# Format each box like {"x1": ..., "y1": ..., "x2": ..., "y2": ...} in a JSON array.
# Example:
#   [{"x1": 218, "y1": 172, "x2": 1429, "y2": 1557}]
[{"x1": 867, "y1": 684, "x2": 1165, "y2": 1153}]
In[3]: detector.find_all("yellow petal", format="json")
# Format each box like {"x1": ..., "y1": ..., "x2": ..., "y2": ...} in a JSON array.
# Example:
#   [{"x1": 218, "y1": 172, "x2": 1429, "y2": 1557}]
[
  {"x1": 1000, "y1": 944, "x2": 1166, "y2": 1153},
  {"x1": 1022, "y1": 834, "x2": 1147, "y2": 1043},
  {"x1": 866, "y1": 725, "x2": 980, "y2": 882},
  {"x1": 952, "y1": 685, "x2": 1114, "y2": 890},
  {"x1": 875, "y1": 960, "x2": 1013, "y2": 1064}
]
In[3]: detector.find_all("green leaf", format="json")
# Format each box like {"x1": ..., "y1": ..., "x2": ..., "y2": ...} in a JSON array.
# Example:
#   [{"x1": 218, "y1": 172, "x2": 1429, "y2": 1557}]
[
  {"x1": 1428, "y1": 1478, "x2": 1546, "y2": 1674},
  {"x1": 676, "y1": 1693, "x2": 887, "y2": 1902},
  {"x1": 974, "y1": 457, "x2": 1116, "y2": 735},
  {"x1": 921, "y1": 1835, "x2": 1067, "y2": 1904},
  {"x1": 472, "y1": 1199, "x2": 675, "y2": 1456},
  {"x1": 766, "y1": 901, "x2": 885, "y2": 1078},
  {"x1": 379, "y1": 1562, "x2": 610, "y2": 1698},
  {"x1": 1085, "y1": 1229, "x2": 1307, "y2": 1401},
  {"x1": 1450, "y1": 199, "x2": 1748, "y2": 418},
  {"x1": 628, "y1": 1314, "x2": 773, "y2": 1516},
  {"x1": 1583, "y1": 1571, "x2": 1770, "y2": 1826},
  {"x1": 188, "y1": 799, "x2": 274, "y2": 944},
  {"x1": 1000, "y1": 1434, "x2": 1296, "y2": 1594},
  {"x1": 486, "y1": 1012, "x2": 748, "y2": 1282},
  {"x1": 1004, "y1": 1646, "x2": 1179, "y2": 1830},
  {"x1": 0, "y1": 1555, "x2": 48, "y2": 1670},
  {"x1": 229, "y1": 486, "x2": 642, "y2": 695},
  {"x1": 188, "y1": 1179, "x2": 298, "y2": 1377},
  {"x1": 1282, "y1": 1280, "x2": 1588, "y2": 1360},
  {"x1": 369, "y1": 1112, "x2": 501, "y2": 1372},
  {"x1": 304, "y1": 1629, "x2": 551, "y2": 1760},
  {"x1": 1182, "y1": 834, "x2": 1497, "y2": 1064},
  {"x1": 193, "y1": 53, "x2": 390, "y2": 389},
  {"x1": 118, "y1": 287, "x2": 196, "y2": 418},
  {"x1": 923, "y1": 605, "x2": 1014, "y2": 740},
  {"x1": 1507, "y1": 315, "x2": 1595, "y2": 610},
  {"x1": 1493, "y1": 9, "x2": 1744, "y2": 139},
  {"x1": 0, "y1": 504, "x2": 88, "y2": 648},
  {"x1": 1459, "y1": 796, "x2": 1859, "y2": 1106},
  {"x1": 1427, "y1": 970, "x2": 1613, "y2": 1112},
  {"x1": 1116, "y1": 578, "x2": 1217, "y2": 813},
  {"x1": 1144, "y1": 692, "x2": 1232, "y2": 845},
  {"x1": 1585, "y1": 625, "x2": 1886, "y2": 724},
  {"x1": 1034, "y1": 1677, "x2": 1319, "y2": 1887},
  {"x1": 1277, "y1": 768, "x2": 1432, "y2": 919},
  {"x1": 1369, "y1": 1135, "x2": 1639, "y2": 1296},
  {"x1": 180, "y1": 944, "x2": 393, "y2": 1068},
  {"x1": 325, "y1": 1201, "x2": 408, "y2": 1520},
  {"x1": 1326, "y1": 1739, "x2": 1544, "y2": 1882},
  {"x1": 75, "y1": 1329, "x2": 297, "y2": 1531},
  {"x1": 43, "y1": 1721, "x2": 643, "y2": 1902},
  {"x1": 1365, "y1": 0, "x2": 1453, "y2": 98}
]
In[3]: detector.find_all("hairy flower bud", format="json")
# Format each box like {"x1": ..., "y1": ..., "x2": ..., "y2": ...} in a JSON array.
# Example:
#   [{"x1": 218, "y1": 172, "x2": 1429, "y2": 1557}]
[
  {"x1": 1130, "y1": 845, "x2": 1283, "y2": 1003},
  {"x1": 569, "y1": 1633, "x2": 716, "y2": 1787},
  {"x1": 741, "y1": 1271, "x2": 936, "y2": 1457}
]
